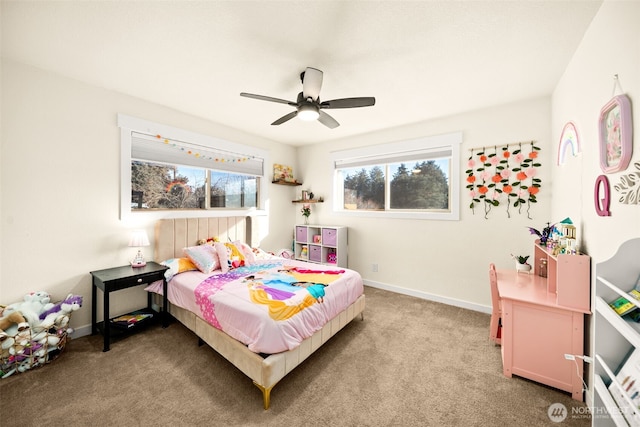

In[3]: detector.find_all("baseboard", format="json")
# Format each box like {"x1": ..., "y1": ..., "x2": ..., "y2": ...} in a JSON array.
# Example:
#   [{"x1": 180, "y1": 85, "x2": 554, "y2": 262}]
[
  {"x1": 72, "y1": 324, "x2": 93, "y2": 339},
  {"x1": 363, "y1": 279, "x2": 491, "y2": 314}
]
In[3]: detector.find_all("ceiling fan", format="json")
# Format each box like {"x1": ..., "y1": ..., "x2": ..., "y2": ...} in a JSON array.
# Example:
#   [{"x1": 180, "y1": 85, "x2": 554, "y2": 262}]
[{"x1": 240, "y1": 67, "x2": 375, "y2": 129}]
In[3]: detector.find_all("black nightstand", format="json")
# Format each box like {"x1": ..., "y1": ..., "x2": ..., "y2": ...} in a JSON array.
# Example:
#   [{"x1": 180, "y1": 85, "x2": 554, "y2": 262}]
[{"x1": 90, "y1": 261, "x2": 169, "y2": 352}]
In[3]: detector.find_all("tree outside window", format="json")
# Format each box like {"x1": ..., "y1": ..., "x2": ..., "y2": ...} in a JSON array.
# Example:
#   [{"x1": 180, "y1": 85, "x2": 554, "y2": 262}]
[
  {"x1": 131, "y1": 160, "x2": 257, "y2": 210},
  {"x1": 340, "y1": 159, "x2": 450, "y2": 212}
]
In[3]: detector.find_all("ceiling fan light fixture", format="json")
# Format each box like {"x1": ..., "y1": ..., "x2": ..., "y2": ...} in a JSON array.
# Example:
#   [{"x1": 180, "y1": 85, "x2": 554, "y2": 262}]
[
  {"x1": 240, "y1": 67, "x2": 374, "y2": 128},
  {"x1": 298, "y1": 104, "x2": 319, "y2": 121}
]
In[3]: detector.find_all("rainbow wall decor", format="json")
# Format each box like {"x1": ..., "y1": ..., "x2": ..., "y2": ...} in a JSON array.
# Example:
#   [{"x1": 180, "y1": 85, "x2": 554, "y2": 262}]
[{"x1": 557, "y1": 122, "x2": 581, "y2": 166}]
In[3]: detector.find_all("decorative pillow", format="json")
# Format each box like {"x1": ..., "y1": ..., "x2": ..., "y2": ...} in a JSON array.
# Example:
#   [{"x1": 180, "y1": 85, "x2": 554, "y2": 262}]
[
  {"x1": 161, "y1": 257, "x2": 198, "y2": 280},
  {"x1": 225, "y1": 242, "x2": 246, "y2": 269},
  {"x1": 183, "y1": 245, "x2": 220, "y2": 274},
  {"x1": 233, "y1": 241, "x2": 256, "y2": 265},
  {"x1": 214, "y1": 242, "x2": 231, "y2": 273}
]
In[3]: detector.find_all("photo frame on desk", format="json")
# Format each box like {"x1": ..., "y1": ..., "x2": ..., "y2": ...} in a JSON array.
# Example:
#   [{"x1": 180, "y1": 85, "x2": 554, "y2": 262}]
[{"x1": 599, "y1": 95, "x2": 633, "y2": 174}]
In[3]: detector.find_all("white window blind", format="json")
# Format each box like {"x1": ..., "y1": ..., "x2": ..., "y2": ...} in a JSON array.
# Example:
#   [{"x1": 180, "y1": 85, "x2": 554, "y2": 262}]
[
  {"x1": 131, "y1": 132, "x2": 264, "y2": 176},
  {"x1": 334, "y1": 147, "x2": 453, "y2": 169},
  {"x1": 332, "y1": 132, "x2": 462, "y2": 169}
]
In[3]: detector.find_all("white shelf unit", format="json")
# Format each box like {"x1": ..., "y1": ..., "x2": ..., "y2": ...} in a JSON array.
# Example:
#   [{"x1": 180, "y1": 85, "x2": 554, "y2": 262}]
[
  {"x1": 294, "y1": 225, "x2": 347, "y2": 268},
  {"x1": 593, "y1": 238, "x2": 640, "y2": 426}
]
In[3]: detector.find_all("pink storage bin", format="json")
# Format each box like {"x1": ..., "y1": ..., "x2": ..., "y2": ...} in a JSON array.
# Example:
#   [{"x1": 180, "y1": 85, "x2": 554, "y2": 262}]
[
  {"x1": 296, "y1": 226, "x2": 308, "y2": 242},
  {"x1": 309, "y1": 245, "x2": 322, "y2": 262},
  {"x1": 322, "y1": 228, "x2": 337, "y2": 246}
]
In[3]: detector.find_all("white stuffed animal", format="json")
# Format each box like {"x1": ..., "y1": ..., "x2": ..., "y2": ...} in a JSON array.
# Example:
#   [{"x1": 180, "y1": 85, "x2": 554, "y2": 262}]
[{"x1": 2, "y1": 291, "x2": 54, "y2": 328}]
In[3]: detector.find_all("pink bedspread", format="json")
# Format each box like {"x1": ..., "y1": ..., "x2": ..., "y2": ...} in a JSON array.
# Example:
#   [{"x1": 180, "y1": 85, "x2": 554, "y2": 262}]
[{"x1": 146, "y1": 258, "x2": 364, "y2": 354}]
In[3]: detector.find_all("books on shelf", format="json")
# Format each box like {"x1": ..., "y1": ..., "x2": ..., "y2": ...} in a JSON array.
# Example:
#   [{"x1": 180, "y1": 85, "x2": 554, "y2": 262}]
[
  {"x1": 609, "y1": 274, "x2": 640, "y2": 319},
  {"x1": 609, "y1": 348, "x2": 640, "y2": 426},
  {"x1": 111, "y1": 312, "x2": 153, "y2": 328},
  {"x1": 610, "y1": 296, "x2": 638, "y2": 316}
]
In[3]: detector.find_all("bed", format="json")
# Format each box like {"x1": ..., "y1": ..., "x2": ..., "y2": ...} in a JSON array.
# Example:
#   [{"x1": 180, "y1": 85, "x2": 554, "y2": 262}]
[{"x1": 150, "y1": 216, "x2": 365, "y2": 409}]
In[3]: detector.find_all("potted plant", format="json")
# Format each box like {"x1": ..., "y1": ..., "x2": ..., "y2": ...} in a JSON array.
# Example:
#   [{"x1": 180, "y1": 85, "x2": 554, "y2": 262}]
[
  {"x1": 301, "y1": 204, "x2": 311, "y2": 224},
  {"x1": 511, "y1": 254, "x2": 532, "y2": 273}
]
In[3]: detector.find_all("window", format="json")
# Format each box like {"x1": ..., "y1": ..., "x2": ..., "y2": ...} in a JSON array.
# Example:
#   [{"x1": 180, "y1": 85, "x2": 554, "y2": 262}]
[
  {"x1": 331, "y1": 132, "x2": 462, "y2": 220},
  {"x1": 118, "y1": 114, "x2": 268, "y2": 220}
]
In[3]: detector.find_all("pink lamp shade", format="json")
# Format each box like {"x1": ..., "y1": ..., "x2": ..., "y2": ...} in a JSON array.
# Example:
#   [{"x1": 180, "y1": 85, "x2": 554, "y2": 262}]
[{"x1": 129, "y1": 230, "x2": 150, "y2": 267}]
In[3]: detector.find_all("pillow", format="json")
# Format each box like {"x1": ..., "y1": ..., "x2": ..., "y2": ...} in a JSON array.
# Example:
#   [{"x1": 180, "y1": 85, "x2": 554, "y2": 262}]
[
  {"x1": 233, "y1": 240, "x2": 256, "y2": 265},
  {"x1": 183, "y1": 245, "x2": 220, "y2": 274},
  {"x1": 214, "y1": 242, "x2": 231, "y2": 273},
  {"x1": 225, "y1": 242, "x2": 246, "y2": 269},
  {"x1": 161, "y1": 257, "x2": 198, "y2": 281}
]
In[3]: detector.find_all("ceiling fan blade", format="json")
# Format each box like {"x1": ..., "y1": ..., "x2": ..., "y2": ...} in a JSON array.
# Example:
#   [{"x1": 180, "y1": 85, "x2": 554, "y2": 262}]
[
  {"x1": 320, "y1": 97, "x2": 376, "y2": 109},
  {"x1": 240, "y1": 92, "x2": 297, "y2": 106},
  {"x1": 271, "y1": 111, "x2": 298, "y2": 126},
  {"x1": 318, "y1": 110, "x2": 340, "y2": 129},
  {"x1": 302, "y1": 67, "x2": 323, "y2": 101}
]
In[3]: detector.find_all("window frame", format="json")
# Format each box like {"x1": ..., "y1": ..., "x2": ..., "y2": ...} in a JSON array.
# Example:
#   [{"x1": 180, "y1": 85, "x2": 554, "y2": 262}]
[
  {"x1": 330, "y1": 132, "x2": 462, "y2": 220},
  {"x1": 118, "y1": 114, "x2": 269, "y2": 221}
]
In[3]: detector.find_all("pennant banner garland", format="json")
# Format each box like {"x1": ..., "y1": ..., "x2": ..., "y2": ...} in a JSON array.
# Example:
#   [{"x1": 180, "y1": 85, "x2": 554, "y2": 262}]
[
  {"x1": 466, "y1": 142, "x2": 542, "y2": 219},
  {"x1": 153, "y1": 134, "x2": 257, "y2": 163}
]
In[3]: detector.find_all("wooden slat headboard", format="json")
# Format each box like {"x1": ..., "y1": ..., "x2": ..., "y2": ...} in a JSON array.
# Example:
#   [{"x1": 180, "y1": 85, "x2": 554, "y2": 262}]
[{"x1": 154, "y1": 216, "x2": 251, "y2": 262}]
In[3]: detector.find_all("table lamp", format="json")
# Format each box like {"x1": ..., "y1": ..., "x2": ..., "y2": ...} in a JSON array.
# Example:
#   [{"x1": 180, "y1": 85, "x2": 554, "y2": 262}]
[{"x1": 129, "y1": 229, "x2": 150, "y2": 267}]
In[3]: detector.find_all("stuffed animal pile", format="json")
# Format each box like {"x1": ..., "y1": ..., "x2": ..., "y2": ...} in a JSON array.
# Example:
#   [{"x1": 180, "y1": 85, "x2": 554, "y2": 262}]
[{"x1": 0, "y1": 292, "x2": 83, "y2": 378}]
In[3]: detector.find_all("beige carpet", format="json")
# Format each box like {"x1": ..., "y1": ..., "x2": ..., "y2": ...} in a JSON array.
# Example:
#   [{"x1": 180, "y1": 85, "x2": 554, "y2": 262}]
[{"x1": 0, "y1": 286, "x2": 590, "y2": 426}]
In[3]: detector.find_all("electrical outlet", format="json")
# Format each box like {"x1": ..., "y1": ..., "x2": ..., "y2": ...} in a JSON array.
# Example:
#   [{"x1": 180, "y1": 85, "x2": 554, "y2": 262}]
[{"x1": 372, "y1": 263, "x2": 378, "y2": 272}]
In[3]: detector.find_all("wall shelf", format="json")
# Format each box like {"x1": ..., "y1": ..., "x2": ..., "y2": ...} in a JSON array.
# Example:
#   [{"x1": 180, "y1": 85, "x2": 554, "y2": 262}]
[
  {"x1": 272, "y1": 180, "x2": 302, "y2": 186},
  {"x1": 292, "y1": 200, "x2": 323, "y2": 204}
]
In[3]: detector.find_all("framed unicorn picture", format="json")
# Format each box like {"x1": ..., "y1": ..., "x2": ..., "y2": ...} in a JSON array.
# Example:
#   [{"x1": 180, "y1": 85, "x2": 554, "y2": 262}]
[{"x1": 599, "y1": 94, "x2": 633, "y2": 173}]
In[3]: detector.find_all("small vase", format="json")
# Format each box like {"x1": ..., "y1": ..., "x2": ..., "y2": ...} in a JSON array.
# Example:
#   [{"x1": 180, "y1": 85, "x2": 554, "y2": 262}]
[{"x1": 304, "y1": 216, "x2": 309, "y2": 225}]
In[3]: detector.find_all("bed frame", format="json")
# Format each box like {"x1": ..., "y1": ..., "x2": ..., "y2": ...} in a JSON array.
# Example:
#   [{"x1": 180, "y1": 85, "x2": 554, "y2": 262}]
[{"x1": 154, "y1": 217, "x2": 365, "y2": 409}]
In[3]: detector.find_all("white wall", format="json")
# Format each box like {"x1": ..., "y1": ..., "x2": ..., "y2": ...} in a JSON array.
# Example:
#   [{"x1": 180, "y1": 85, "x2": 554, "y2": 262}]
[
  {"x1": 0, "y1": 60, "x2": 297, "y2": 331},
  {"x1": 552, "y1": 0, "x2": 640, "y2": 261},
  {"x1": 551, "y1": 0, "x2": 640, "y2": 402},
  {"x1": 297, "y1": 97, "x2": 552, "y2": 311}
]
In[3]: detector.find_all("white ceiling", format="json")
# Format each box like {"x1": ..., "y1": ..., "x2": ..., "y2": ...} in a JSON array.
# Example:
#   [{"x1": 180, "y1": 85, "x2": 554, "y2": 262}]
[{"x1": 1, "y1": 1, "x2": 602, "y2": 147}]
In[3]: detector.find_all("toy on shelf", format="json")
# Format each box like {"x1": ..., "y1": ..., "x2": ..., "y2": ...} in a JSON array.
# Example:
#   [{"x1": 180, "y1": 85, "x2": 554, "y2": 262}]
[{"x1": 528, "y1": 217, "x2": 580, "y2": 255}]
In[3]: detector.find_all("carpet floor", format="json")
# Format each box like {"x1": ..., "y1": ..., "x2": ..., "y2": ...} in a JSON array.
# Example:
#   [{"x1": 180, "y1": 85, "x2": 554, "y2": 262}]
[{"x1": 0, "y1": 286, "x2": 591, "y2": 426}]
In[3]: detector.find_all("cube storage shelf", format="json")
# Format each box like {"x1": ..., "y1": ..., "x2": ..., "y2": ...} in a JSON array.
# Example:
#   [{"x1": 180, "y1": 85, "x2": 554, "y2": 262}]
[
  {"x1": 294, "y1": 225, "x2": 347, "y2": 268},
  {"x1": 592, "y1": 238, "x2": 640, "y2": 426}
]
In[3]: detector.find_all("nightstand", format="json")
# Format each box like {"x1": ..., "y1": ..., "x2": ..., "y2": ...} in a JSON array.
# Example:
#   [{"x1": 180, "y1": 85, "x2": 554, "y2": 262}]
[{"x1": 90, "y1": 261, "x2": 169, "y2": 352}]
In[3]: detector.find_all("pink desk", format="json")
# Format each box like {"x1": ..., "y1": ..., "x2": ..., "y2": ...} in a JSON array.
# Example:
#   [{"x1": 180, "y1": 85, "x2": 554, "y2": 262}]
[{"x1": 497, "y1": 269, "x2": 589, "y2": 401}]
